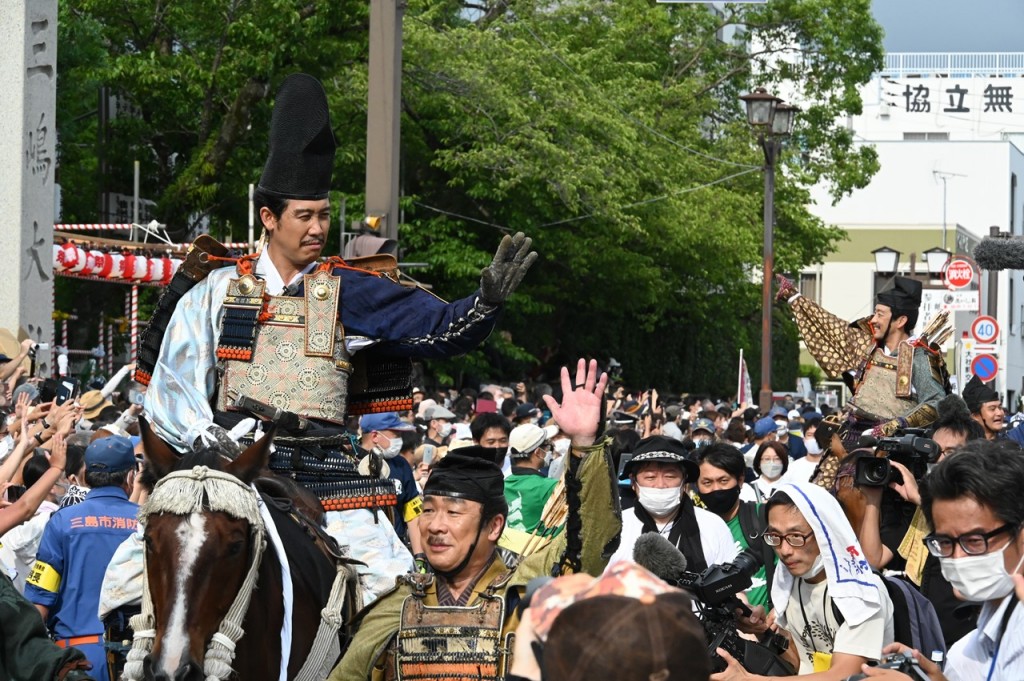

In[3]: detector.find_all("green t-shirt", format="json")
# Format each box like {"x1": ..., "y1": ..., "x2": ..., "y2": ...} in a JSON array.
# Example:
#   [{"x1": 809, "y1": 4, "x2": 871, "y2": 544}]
[
  {"x1": 504, "y1": 473, "x2": 559, "y2": 532},
  {"x1": 726, "y1": 513, "x2": 772, "y2": 610}
]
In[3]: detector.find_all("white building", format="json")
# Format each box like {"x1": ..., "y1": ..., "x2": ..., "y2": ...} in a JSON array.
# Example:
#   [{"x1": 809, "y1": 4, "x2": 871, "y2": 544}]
[{"x1": 803, "y1": 53, "x2": 1024, "y2": 407}]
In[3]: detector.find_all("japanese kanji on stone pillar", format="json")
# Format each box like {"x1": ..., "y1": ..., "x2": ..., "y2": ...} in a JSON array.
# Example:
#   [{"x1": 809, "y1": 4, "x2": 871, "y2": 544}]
[{"x1": 0, "y1": 0, "x2": 56, "y2": 373}]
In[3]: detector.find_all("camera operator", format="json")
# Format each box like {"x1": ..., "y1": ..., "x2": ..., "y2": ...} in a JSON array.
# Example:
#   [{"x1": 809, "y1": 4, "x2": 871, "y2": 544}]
[
  {"x1": 863, "y1": 395, "x2": 985, "y2": 648},
  {"x1": 852, "y1": 439, "x2": 1024, "y2": 680},
  {"x1": 712, "y1": 481, "x2": 894, "y2": 681},
  {"x1": 696, "y1": 444, "x2": 777, "y2": 611}
]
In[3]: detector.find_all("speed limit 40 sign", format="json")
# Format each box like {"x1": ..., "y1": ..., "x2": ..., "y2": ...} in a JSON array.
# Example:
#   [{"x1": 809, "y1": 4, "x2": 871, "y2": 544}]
[{"x1": 971, "y1": 315, "x2": 999, "y2": 344}]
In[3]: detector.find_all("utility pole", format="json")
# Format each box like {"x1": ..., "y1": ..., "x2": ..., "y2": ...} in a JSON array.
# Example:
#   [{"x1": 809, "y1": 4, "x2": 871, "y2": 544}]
[{"x1": 365, "y1": 0, "x2": 403, "y2": 242}]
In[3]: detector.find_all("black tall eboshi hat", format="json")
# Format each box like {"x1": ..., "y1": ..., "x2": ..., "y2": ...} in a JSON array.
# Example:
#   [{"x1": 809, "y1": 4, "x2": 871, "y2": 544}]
[{"x1": 257, "y1": 73, "x2": 337, "y2": 200}]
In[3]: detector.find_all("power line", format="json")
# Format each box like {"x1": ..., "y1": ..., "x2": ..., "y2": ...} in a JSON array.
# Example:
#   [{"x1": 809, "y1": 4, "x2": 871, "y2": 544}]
[
  {"x1": 539, "y1": 167, "x2": 761, "y2": 227},
  {"x1": 411, "y1": 201, "x2": 514, "y2": 233}
]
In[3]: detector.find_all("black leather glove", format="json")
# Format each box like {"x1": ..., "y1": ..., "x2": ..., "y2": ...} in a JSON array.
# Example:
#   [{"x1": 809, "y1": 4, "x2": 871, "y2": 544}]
[{"x1": 479, "y1": 232, "x2": 538, "y2": 307}]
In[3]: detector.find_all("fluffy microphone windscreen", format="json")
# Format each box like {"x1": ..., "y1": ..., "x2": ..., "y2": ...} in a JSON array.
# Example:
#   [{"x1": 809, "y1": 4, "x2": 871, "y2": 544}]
[
  {"x1": 633, "y1": 532, "x2": 689, "y2": 584},
  {"x1": 974, "y1": 237, "x2": 1024, "y2": 271}
]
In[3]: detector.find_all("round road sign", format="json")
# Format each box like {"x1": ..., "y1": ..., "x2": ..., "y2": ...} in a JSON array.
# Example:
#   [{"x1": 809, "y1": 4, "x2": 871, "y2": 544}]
[
  {"x1": 971, "y1": 316, "x2": 1000, "y2": 344},
  {"x1": 945, "y1": 258, "x2": 974, "y2": 290},
  {"x1": 971, "y1": 354, "x2": 999, "y2": 383}
]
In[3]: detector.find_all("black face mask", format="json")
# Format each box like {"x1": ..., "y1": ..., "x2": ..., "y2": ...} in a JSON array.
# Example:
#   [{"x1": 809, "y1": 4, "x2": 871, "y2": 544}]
[
  {"x1": 481, "y1": 446, "x2": 507, "y2": 467},
  {"x1": 700, "y1": 486, "x2": 742, "y2": 516}
]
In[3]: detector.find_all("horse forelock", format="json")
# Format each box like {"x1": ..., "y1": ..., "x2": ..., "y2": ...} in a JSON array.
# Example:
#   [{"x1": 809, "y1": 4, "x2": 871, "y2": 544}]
[{"x1": 140, "y1": 464, "x2": 263, "y2": 528}]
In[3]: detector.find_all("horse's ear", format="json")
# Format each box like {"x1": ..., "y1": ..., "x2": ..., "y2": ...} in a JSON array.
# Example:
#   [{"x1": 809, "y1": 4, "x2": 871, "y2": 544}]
[
  {"x1": 140, "y1": 417, "x2": 179, "y2": 481},
  {"x1": 225, "y1": 424, "x2": 276, "y2": 484}
]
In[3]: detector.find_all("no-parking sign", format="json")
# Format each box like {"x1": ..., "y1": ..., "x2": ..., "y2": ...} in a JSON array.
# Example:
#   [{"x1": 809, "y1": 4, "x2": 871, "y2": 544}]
[{"x1": 971, "y1": 354, "x2": 999, "y2": 383}]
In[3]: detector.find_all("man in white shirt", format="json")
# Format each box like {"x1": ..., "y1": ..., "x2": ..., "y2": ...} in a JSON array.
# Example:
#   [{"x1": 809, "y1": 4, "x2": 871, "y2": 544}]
[
  {"x1": 607, "y1": 436, "x2": 736, "y2": 572},
  {"x1": 863, "y1": 440, "x2": 1024, "y2": 681}
]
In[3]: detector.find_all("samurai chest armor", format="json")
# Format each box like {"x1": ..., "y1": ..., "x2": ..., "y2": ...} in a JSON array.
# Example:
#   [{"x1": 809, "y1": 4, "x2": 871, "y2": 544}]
[
  {"x1": 216, "y1": 270, "x2": 353, "y2": 424},
  {"x1": 387, "y1": 574, "x2": 513, "y2": 681},
  {"x1": 847, "y1": 346, "x2": 916, "y2": 422}
]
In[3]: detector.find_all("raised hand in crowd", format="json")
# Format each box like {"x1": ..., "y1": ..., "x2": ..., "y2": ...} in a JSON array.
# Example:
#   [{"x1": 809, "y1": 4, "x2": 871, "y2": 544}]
[
  {"x1": 542, "y1": 358, "x2": 607, "y2": 450},
  {"x1": 0, "y1": 433, "x2": 67, "y2": 535},
  {"x1": 887, "y1": 460, "x2": 921, "y2": 506}
]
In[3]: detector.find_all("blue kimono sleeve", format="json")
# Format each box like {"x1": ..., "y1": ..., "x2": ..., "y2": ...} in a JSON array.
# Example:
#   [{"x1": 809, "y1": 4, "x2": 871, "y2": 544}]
[{"x1": 336, "y1": 267, "x2": 500, "y2": 359}]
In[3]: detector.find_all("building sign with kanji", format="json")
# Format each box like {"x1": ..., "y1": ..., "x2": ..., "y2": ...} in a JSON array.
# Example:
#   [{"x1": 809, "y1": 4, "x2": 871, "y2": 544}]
[{"x1": 896, "y1": 79, "x2": 1017, "y2": 117}]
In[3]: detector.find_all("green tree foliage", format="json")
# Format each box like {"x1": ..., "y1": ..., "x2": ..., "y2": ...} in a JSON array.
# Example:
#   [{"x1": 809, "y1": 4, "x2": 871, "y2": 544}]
[{"x1": 55, "y1": 0, "x2": 883, "y2": 394}]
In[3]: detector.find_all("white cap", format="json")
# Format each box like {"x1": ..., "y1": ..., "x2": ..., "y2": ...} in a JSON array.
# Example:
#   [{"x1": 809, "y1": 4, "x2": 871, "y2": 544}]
[
  {"x1": 509, "y1": 424, "x2": 549, "y2": 459},
  {"x1": 788, "y1": 409, "x2": 801, "y2": 420}
]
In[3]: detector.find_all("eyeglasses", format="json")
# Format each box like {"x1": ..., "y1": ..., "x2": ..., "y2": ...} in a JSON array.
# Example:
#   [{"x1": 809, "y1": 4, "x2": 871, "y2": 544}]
[
  {"x1": 762, "y1": 530, "x2": 815, "y2": 548},
  {"x1": 923, "y1": 523, "x2": 1016, "y2": 558}
]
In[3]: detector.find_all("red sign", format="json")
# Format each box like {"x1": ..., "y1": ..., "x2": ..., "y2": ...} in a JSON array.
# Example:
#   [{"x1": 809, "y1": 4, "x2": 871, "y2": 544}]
[
  {"x1": 945, "y1": 259, "x2": 974, "y2": 290},
  {"x1": 971, "y1": 316, "x2": 1000, "y2": 344},
  {"x1": 971, "y1": 354, "x2": 999, "y2": 382}
]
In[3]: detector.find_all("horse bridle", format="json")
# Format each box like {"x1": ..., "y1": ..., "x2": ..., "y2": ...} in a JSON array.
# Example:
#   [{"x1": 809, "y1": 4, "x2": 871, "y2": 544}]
[{"x1": 123, "y1": 466, "x2": 268, "y2": 681}]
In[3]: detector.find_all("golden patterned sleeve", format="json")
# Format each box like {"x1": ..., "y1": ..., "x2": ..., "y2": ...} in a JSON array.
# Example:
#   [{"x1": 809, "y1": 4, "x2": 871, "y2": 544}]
[{"x1": 785, "y1": 295, "x2": 875, "y2": 379}]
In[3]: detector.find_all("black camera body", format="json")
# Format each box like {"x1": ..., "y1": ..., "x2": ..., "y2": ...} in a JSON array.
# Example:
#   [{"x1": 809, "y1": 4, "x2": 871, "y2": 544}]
[
  {"x1": 854, "y1": 431, "x2": 940, "y2": 487},
  {"x1": 845, "y1": 652, "x2": 930, "y2": 681},
  {"x1": 673, "y1": 551, "x2": 794, "y2": 677}
]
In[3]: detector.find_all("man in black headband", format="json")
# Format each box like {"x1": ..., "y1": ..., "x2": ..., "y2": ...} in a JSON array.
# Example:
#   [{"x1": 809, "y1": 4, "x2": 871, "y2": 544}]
[
  {"x1": 962, "y1": 375, "x2": 1005, "y2": 440},
  {"x1": 330, "y1": 359, "x2": 621, "y2": 681},
  {"x1": 777, "y1": 274, "x2": 947, "y2": 443}
]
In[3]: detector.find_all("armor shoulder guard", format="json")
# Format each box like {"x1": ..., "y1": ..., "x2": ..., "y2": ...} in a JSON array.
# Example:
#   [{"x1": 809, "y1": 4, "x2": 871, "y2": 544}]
[{"x1": 135, "y1": 236, "x2": 234, "y2": 385}]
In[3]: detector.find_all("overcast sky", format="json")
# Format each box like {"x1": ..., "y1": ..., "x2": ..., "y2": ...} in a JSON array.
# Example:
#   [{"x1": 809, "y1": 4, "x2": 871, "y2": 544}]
[{"x1": 873, "y1": 0, "x2": 1024, "y2": 52}]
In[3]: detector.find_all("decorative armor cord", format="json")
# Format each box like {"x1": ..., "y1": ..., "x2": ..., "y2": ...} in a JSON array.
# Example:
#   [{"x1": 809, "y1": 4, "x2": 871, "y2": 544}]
[{"x1": 123, "y1": 466, "x2": 268, "y2": 681}]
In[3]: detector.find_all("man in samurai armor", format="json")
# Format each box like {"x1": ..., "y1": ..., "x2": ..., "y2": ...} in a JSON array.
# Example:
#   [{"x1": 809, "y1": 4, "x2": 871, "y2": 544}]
[
  {"x1": 329, "y1": 359, "x2": 620, "y2": 681},
  {"x1": 136, "y1": 73, "x2": 536, "y2": 600},
  {"x1": 777, "y1": 275, "x2": 948, "y2": 445}
]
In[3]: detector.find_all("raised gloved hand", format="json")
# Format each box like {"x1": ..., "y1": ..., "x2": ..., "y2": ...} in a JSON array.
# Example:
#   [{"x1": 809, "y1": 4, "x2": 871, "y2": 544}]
[
  {"x1": 775, "y1": 274, "x2": 799, "y2": 303},
  {"x1": 479, "y1": 232, "x2": 538, "y2": 307}
]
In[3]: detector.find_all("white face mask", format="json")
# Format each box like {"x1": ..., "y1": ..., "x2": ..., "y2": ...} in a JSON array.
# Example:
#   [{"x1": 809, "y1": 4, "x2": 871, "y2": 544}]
[
  {"x1": 940, "y1": 541, "x2": 1024, "y2": 602},
  {"x1": 379, "y1": 435, "x2": 402, "y2": 460},
  {"x1": 553, "y1": 439, "x2": 570, "y2": 457},
  {"x1": 637, "y1": 485, "x2": 682, "y2": 517},
  {"x1": 761, "y1": 461, "x2": 784, "y2": 480},
  {"x1": 795, "y1": 553, "x2": 825, "y2": 580},
  {"x1": 804, "y1": 437, "x2": 822, "y2": 455},
  {"x1": 437, "y1": 422, "x2": 453, "y2": 438}
]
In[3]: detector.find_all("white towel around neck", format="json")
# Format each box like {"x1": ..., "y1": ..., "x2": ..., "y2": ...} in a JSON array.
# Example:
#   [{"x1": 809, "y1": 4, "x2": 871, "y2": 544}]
[{"x1": 769, "y1": 481, "x2": 884, "y2": 628}]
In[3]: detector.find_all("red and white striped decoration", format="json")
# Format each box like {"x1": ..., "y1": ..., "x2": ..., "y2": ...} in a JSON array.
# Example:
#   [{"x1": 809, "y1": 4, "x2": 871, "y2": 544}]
[
  {"x1": 54, "y1": 223, "x2": 134, "y2": 232},
  {"x1": 130, "y1": 285, "x2": 139, "y2": 365}
]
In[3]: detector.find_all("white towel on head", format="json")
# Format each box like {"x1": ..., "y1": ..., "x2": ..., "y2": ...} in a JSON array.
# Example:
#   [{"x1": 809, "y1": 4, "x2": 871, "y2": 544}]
[{"x1": 769, "y1": 481, "x2": 883, "y2": 627}]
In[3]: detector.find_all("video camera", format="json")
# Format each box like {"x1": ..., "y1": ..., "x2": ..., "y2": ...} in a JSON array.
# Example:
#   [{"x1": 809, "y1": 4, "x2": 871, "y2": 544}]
[
  {"x1": 673, "y1": 550, "x2": 793, "y2": 676},
  {"x1": 854, "y1": 429, "x2": 940, "y2": 487},
  {"x1": 845, "y1": 652, "x2": 930, "y2": 681}
]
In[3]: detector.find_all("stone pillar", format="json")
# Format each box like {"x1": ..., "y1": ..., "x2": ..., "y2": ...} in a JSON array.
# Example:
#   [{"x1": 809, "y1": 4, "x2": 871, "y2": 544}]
[{"x1": 0, "y1": 0, "x2": 57, "y2": 375}]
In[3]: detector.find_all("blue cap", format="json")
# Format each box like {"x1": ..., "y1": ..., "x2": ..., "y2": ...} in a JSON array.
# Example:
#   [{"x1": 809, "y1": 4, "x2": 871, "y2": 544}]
[
  {"x1": 360, "y1": 412, "x2": 415, "y2": 433},
  {"x1": 85, "y1": 436, "x2": 137, "y2": 473},
  {"x1": 690, "y1": 418, "x2": 716, "y2": 435},
  {"x1": 753, "y1": 417, "x2": 777, "y2": 439},
  {"x1": 768, "y1": 405, "x2": 788, "y2": 419}
]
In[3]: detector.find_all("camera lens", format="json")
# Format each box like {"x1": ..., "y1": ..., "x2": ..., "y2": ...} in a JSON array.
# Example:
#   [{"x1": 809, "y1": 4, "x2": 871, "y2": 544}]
[
  {"x1": 862, "y1": 458, "x2": 891, "y2": 485},
  {"x1": 731, "y1": 549, "x2": 763, "y2": 578}
]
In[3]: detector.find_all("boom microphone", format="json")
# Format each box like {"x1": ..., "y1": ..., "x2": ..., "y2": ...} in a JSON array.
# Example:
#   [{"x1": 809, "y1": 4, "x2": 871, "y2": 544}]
[
  {"x1": 633, "y1": 532, "x2": 689, "y2": 584},
  {"x1": 974, "y1": 237, "x2": 1024, "y2": 271}
]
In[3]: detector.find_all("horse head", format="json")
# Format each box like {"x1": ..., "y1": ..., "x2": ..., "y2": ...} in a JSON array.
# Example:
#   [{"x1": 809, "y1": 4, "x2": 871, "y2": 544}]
[{"x1": 136, "y1": 418, "x2": 275, "y2": 681}]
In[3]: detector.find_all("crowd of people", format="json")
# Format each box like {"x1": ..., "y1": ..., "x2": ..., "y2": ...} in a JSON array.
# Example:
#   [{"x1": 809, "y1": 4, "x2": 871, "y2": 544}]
[{"x1": 5, "y1": 72, "x2": 1024, "y2": 681}]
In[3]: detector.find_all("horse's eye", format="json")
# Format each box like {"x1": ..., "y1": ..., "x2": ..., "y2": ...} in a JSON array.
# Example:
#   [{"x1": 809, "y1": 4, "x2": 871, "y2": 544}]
[{"x1": 227, "y1": 541, "x2": 245, "y2": 557}]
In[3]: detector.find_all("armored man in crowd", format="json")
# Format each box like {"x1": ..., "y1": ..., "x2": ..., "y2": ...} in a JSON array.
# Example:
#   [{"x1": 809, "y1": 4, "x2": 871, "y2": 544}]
[{"x1": 140, "y1": 73, "x2": 537, "y2": 599}]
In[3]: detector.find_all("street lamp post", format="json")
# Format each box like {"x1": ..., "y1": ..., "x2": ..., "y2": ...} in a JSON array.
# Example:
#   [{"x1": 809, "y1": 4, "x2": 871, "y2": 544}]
[{"x1": 740, "y1": 89, "x2": 797, "y2": 414}]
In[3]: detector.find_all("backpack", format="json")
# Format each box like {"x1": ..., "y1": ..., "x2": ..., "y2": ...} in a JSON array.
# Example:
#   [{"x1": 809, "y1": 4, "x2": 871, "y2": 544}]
[{"x1": 831, "y1": 572, "x2": 947, "y2": 656}]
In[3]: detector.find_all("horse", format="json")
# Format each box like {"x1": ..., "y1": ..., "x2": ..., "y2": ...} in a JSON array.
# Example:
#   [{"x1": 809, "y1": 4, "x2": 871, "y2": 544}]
[{"x1": 124, "y1": 419, "x2": 361, "y2": 681}]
